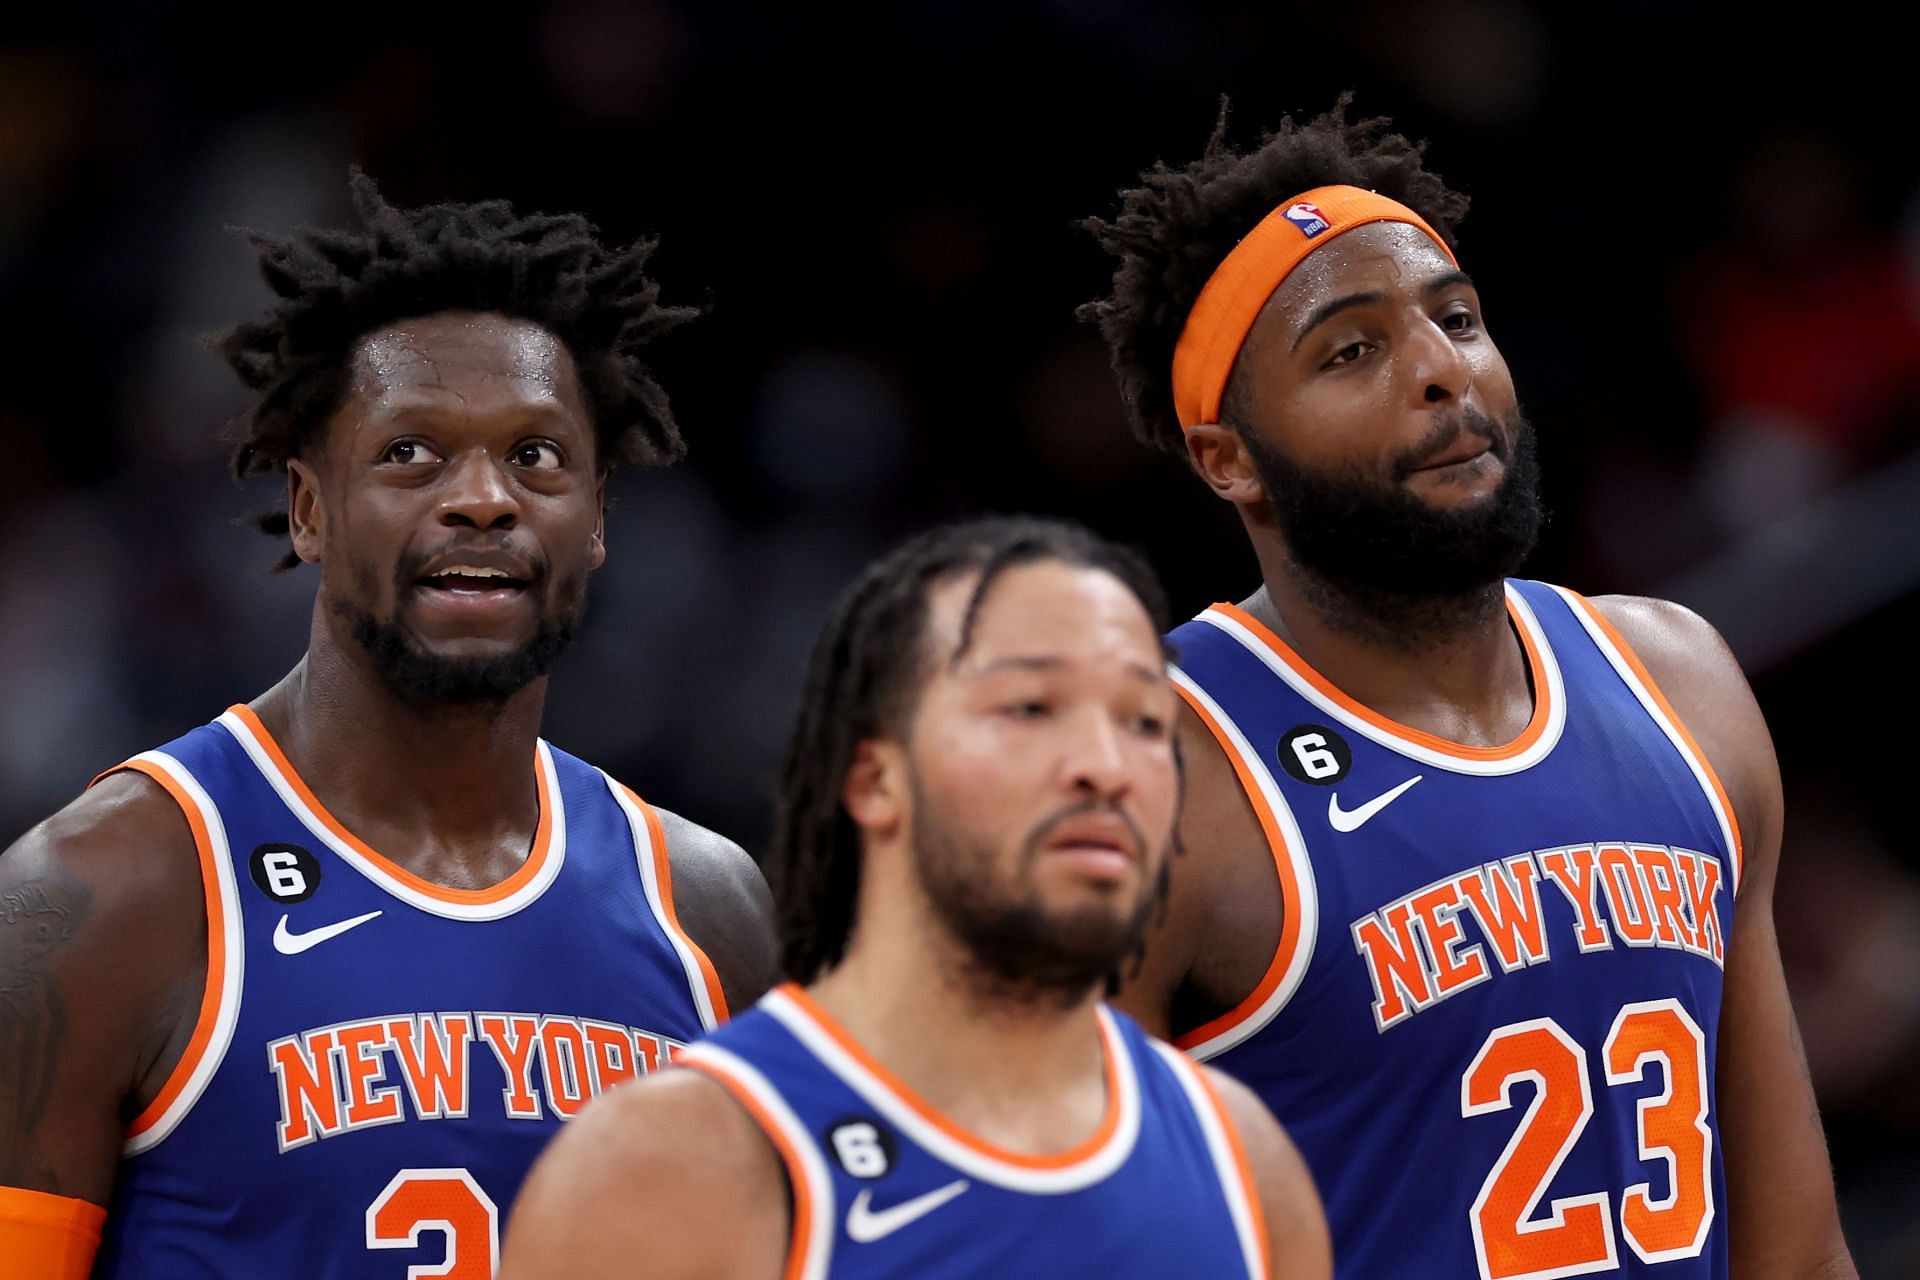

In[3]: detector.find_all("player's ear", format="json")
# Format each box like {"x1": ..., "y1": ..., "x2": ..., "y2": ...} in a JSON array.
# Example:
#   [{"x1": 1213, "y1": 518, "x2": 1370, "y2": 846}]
[
  {"x1": 842, "y1": 739, "x2": 907, "y2": 838},
  {"x1": 1186, "y1": 423, "x2": 1265, "y2": 507},
  {"x1": 287, "y1": 458, "x2": 325, "y2": 564}
]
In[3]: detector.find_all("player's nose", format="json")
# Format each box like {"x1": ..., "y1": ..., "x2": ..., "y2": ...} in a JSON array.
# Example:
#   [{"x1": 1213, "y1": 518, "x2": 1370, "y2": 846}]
[
  {"x1": 1407, "y1": 312, "x2": 1471, "y2": 408},
  {"x1": 1062, "y1": 706, "x2": 1132, "y2": 800},
  {"x1": 437, "y1": 450, "x2": 520, "y2": 531}
]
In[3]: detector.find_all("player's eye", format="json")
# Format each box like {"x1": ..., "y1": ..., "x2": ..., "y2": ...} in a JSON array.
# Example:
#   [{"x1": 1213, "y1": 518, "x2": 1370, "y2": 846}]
[
  {"x1": 1324, "y1": 341, "x2": 1371, "y2": 369},
  {"x1": 1442, "y1": 309, "x2": 1479, "y2": 334},
  {"x1": 382, "y1": 439, "x2": 442, "y2": 465},
  {"x1": 1002, "y1": 700, "x2": 1051, "y2": 720},
  {"x1": 511, "y1": 441, "x2": 564, "y2": 470}
]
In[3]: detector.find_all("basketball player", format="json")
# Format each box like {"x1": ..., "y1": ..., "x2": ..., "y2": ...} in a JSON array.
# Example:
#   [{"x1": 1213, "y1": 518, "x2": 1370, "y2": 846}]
[
  {"x1": 0, "y1": 175, "x2": 777, "y2": 1278},
  {"x1": 1079, "y1": 103, "x2": 1855, "y2": 1278},
  {"x1": 501, "y1": 517, "x2": 1331, "y2": 1279}
]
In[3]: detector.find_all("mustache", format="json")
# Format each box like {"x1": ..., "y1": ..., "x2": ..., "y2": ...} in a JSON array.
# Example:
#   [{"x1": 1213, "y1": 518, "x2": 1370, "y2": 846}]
[{"x1": 1390, "y1": 406, "x2": 1510, "y2": 480}]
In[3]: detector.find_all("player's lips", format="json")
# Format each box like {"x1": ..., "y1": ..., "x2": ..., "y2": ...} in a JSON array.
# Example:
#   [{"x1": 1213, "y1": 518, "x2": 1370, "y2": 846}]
[
  {"x1": 1037, "y1": 812, "x2": 1141, "y2": 882},
  {"x1": 417, "y1": 547, "x2": 533, "y2": 584},
  {"x1": 1409, "y1": 434, "x2": 1494, "y2": 473},
  {"x1": 412, "y1": 550, "x2": 535, "y2": 616}
]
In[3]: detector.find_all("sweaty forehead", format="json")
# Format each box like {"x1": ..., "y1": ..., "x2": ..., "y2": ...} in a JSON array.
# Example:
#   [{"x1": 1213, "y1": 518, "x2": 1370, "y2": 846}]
[
  {"x1": 1258, "y1": 221, "x2": 1459, "y2": 341},
  {"x1": 345, "y1": 312, "x2": 588, "y2": 423}
]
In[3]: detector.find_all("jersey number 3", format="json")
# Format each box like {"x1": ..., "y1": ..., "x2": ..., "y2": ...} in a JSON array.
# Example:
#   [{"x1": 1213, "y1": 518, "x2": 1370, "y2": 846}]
[
  {"x1": 365, "y1": 1168, "x2": 499, "y2": 1278},
  {"x1": 1462, "y1": 999, "x2": 1712, "y2": 1280}
]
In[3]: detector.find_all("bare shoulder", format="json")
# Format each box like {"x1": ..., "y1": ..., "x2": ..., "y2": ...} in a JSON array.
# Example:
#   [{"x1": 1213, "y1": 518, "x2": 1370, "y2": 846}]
[
  {"x1": 1586, "y1": 595, "x2": 1747, "y2": 697},
  {"x1": 0, "y1": 770, "x2": 208, "y2": 1199},
  {"x1": 502, "y1": 1066, "x2": 789, "y2": 1279},
  {"x1": 1586, "y1": 594, "x2": 1766, "y2": 742},
  {"x1": 1, "y1": 768, "x2": 207, "y2": 985},
  {"x1": 651, "y1": 805, "x2": 780, "y2": 1014},
  {"x1": 1587, "y1": 594, "x2": 1779, "y2": 877},
  {"x1": 1200, "y1": 1066, "x2": 1332, "y2": 1280}
]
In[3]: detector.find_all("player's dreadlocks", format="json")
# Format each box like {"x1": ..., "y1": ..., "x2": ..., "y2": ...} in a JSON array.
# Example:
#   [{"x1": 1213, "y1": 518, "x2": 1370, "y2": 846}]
[
  {"x1": 219, "y1": 169, "x2": 696, "y2": 567},
  {"x1": 1080, "y1": 95, "x2": 1470, "y2": 453},
  {"x1": 771, "y1": 515, "x2": 1173, "y2": 984}
]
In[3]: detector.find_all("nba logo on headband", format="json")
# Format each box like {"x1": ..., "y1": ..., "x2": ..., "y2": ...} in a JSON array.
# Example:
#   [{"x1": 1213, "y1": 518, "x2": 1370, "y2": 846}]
[
  {"x1": 1173, "y1": 185, "x2": 1457, "y2": 431},
  {"x1": 1282, "y1": 202, "x2": 1331, "y2": 238}
]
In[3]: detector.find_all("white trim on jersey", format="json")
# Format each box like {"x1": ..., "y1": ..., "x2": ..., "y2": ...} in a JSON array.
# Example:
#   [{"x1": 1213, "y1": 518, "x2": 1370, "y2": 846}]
[
  {"x1": 1166, "y1": 667, "x2": 1321, "y2": 1063},
  {"x1": 123, "y1": 750, "x2": 247, "y2": 1156},
  {"x1": 1548, "y1": 585, "x2": 1743, "y2": 896},
  {"x1": 1196, "y1": 582, "x2": 1569, "y2": 775},
  {"x1": 603, "y1": 773, "x2": 722, "y2": 1033},
  {"x1": 677, "y1": 1042, "x2": 837, "y2": 1280},
  {"x1": 216, "y1": 711, "x2": 570, "y2": 920},
  {"x1": 1150, "y1": 1043, "x2": 1270, "y2": 1280},
  {"x1": 759, "y1": 991, "x2": 1144, "y2": 1195}
]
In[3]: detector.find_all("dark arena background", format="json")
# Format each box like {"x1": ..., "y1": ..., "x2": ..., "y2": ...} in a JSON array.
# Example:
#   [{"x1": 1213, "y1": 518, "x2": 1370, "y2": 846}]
[{"x1": 2, "y1": 2, "x2": 1915, "y2": 1268}]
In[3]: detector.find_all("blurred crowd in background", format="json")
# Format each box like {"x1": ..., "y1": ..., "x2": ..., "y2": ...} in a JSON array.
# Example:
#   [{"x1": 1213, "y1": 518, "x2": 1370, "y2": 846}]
[{"x1": 3, "y1": 1, "x2": 1916, "y2": 1267}]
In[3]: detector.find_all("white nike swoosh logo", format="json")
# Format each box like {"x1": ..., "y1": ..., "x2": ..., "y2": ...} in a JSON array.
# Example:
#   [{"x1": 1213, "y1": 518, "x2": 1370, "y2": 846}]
[
  {"x1": 1327, "y1": 776, "x2": 1423, "y2": 833},
  {"x1": 273, "y1": 910, "x2": 384, "y2": 955},
  {"x1": 845, "y1": 1180, "x2": 970, "y2": 1243}
]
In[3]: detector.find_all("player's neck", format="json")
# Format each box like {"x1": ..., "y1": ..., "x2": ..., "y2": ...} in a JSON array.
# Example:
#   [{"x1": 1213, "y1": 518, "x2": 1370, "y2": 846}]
[
  {"x1": 809, "y1": 921, "x2": 1111, "y2": 1158},
  {"x1": 1245, "y1": 546, "x2": 1533, "y2": 748},
  {"x1": 249, "y1": 619, "x2": 548, "y2": 881}
]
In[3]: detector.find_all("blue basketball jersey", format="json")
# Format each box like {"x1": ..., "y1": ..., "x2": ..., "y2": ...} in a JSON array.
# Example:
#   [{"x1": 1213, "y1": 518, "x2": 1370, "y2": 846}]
[
  {"x1": 92, "y1": 705, "x2": 726, "y2": 1279},
  {"x1": 1166, "y1": 581, "x2": 1740, "y2": 1280},
  {"x1": 680, "y1": 985, "x2": 1269, "y2": 1279}
]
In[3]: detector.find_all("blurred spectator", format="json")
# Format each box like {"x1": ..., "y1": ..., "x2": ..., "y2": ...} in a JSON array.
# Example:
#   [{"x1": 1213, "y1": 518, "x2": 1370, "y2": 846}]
[{"x1": 1678, "y1": 127, "x2": 1920, "y2": 536}]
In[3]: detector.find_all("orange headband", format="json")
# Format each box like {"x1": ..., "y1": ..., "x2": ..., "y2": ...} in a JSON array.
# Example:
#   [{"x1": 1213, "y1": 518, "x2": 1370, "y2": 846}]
[{"x1": 1171, "y1": 184, "x2": 1457, "y2": 431}]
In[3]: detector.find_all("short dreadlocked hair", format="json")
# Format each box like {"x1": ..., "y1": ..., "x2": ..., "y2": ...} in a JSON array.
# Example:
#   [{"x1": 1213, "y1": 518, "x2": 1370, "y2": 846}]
[
  {"x1": 770, "y1": 515, "x2": 1173, "y2": 984},
  {"x1": 1079, "y1": 96, "x2": 1470, "y2": 453},
  {"x1": 219, "y1": 169, "x2": 696, "y2": 564}
]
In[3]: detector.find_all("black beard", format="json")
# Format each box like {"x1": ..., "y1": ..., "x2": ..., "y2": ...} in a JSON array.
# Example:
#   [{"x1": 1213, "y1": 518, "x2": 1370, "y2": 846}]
[
  {"x1": 346, "y1": 610, "x2": 576, "y2": 705},
  {"x1": 336, "y1": 547, "x2": 586, "y2": 705},
  {"x1": 1246, "y1": 406, "x2": 1544, "y2": 647},
  {"x1": 908, "y1": 777, "x2": 1168, "y2": 1010}
]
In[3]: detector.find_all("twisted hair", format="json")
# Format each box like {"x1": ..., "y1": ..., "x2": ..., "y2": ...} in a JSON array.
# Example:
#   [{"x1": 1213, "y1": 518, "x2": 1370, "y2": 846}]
[
  {"x1": 1079, "y1": 95, "x2": 1470, "y2": 453},
  {"x1": 770, "y1": 515, "x2": 1172, "y2": 983},
  {"x1": 218, "y1": 169, "x2": 696, "y2": 566}
]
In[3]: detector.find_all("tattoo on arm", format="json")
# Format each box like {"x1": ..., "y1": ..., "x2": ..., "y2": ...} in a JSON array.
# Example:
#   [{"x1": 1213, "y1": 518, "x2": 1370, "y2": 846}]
[{"x1": 0, "y1": 876, "x2": 91, "y2": 1187}]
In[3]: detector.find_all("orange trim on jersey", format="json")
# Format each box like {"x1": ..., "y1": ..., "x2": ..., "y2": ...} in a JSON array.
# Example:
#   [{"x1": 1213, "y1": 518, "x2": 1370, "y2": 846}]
[
  {"x1": 1564, "y1": 595, "x2": 1746, "y2": 892},
  {"x1": 679, "y1": 1059, "x2": 814, "y2": 1280},
  {"x1": 225, "y1": 704, "x2": 555, "y2": 905},
  {"x1": 1169, "y1": 683, "x2": 1307, "y2": 1055},
  {"x1": 0, "y1": 1187, "x2": 106, "y2": 1280},
  {"x1": 1191, "y1": 1069, "x2": 1274, "y2": 1280},
  {"x1": 780, "y1": 984, "x2": 1124, "y2": 1170},
  {"x1": 104, "y1": 760, "x2": 227, "y2": 1140},
  {"x1": 1209, "y1": 601, "x2": 1553, "y2": 762},
  {"x1": 619, "y1": 783, "x2": 730, "y2": 1023}
]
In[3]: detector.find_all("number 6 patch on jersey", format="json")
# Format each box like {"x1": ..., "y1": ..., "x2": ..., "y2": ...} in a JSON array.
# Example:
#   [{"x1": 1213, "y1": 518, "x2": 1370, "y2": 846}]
[{"x1": 829, "y1": 1118, "x2": 896, "y2": 1179}]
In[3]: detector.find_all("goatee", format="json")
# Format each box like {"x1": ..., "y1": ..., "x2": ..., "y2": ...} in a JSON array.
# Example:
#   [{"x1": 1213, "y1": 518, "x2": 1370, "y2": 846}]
[{"x1": 345, "y1": 611, "x2": 577, "y2": 705}]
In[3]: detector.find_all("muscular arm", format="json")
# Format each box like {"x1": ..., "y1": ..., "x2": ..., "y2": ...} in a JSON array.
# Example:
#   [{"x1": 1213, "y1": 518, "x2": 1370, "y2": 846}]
[
  {"x1": 1206, "y1": 1066, "x2": 1332, "y2": 1280},
  {"x1": 0, "y1": 774, "x2": 206, "y2": 1204},
  {"x1": 655, "y1": 807, "x2": 780, "y2": 1016},
  {"x1": 1596, "y1": 596, "x2": 1855, "y2": 1279},
  {"x1": 501, "y1": 1068, "x2": 789, "y2": 1279}
]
